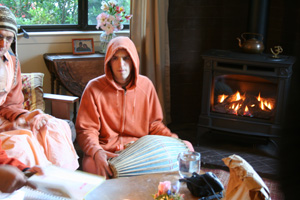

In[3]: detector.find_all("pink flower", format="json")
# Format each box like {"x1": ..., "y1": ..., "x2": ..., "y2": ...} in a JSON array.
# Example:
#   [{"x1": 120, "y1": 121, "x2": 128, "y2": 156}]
[
  {"x1": 158, "y1": 181, "x2": 171, "y2": 195},
  {"x1": 115, "y1": 6, "x2": 120, "y2": 13},
  {"x1": 108, "y1": 0, "x2": 117, "y2": 7},
  {"x1": 103, "y1": 23, "x2": 115, "y2": 34},
  {"x1": 98, "y1": 12, "x2": 108, "y2": 20},
  {"x1": 115, "y1": 6, "x2": 124, "y2": 13},
  {"x1": 107, "y1": 15, "x2": 115, "y2": 22},
  {"x1": 31, "y1": 3, "x2": 36, "y2": 10},
  {"x1": 125, "y1": 14, "x2": 133, "y2": 20},
  {"x1": 115, "y1": 23, "x2": 124, "y2": 31},
  {"x1": 96, "y1": 13, "x2": 108, "y2": 29},
  {"x1": 101, "y1": 1, "x2": 109, "y2": 11},
  {"x1": 153, "y1": 180, "x2": 184, "y2": 200},
  {"x1": 97, "y1": 0, "x2": 133, "y2": 34}
]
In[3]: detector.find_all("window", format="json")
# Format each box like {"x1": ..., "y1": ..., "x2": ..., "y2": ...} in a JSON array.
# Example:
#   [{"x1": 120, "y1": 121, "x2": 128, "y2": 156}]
[{"x1": 1, "y1": 0, "x2": 130, "y2": 32}]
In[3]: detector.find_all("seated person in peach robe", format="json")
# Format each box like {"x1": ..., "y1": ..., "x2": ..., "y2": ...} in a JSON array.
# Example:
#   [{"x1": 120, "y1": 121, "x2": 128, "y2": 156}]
[{"x1": 0, "y1": 6, "x2": 78, "y2": 170}]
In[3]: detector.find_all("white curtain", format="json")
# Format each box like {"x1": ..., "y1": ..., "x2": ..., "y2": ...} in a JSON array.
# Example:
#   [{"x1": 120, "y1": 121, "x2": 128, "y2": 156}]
[{"x1": 130, "y1": 0, "x2": 171, "y2": 124}]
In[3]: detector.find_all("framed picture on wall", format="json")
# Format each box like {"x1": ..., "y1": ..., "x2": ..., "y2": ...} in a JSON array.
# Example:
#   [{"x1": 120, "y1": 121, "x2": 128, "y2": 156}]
[{"x1": 72, "y1": 38, "x2": 95, "y2": 55}]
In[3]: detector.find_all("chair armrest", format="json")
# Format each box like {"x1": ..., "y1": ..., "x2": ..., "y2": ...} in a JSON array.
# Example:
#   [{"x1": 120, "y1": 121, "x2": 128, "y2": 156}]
[
  {"x1": 43, "y1": 93, "x2": 79, "y2": 122},
  {"x1": 43, "y1": 93, "x2": 79, "y2": 103}
]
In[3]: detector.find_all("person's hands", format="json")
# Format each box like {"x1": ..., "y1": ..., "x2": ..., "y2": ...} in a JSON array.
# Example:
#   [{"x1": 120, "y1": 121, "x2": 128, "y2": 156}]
[
  {"x1": 0, "y1": 165, "x2": 29, "y2": 193},
  {"x1": 15, "y1": 109, "x2": 48, "y2": 130},
  {"x1": 24, "y1": 165, "x2": 44, "y2": 178},
  {"x1": 18, "y1": 109, "x2": 44, "y2": 121},
  {"x1": 94, "y1": 149, "x2": 118, "y2": 179},
  {"x1": 27, "y1": 165, "x2": 44, "y2": 175}
]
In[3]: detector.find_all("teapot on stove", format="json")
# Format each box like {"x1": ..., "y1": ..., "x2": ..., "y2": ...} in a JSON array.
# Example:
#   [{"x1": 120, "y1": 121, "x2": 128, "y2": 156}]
[{"x1": 237, "y1": 32, "x2": 264, "y2": 54}]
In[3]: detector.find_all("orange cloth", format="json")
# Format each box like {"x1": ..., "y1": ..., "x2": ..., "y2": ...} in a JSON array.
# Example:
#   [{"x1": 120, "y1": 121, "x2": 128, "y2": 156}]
[
  {"x1": 0, "y1": 139, "x2": 28, "y2": 171},
  {"x1": 76, "y1": 36, "x2": 176, "y2": 159},
  {"x1": 0, "y1": 51, "x2": 79, "y2": 170}
]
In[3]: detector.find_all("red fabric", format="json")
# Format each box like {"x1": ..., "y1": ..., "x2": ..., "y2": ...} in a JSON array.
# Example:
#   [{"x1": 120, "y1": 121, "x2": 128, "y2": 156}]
[{"x1": 0, "y1": 139, "x2": 28, "y2": 171}]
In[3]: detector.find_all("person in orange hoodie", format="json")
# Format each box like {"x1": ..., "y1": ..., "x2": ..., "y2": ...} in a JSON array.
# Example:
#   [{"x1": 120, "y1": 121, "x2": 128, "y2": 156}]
[{"x1": 76, "y1": 36, "x2": 194, "y2": 178}]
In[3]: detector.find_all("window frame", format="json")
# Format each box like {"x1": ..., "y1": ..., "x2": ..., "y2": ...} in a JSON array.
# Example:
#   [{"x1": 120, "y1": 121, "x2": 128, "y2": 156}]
[{"x1": 20, "y1": 0, "x2": 129, "y2": 32}]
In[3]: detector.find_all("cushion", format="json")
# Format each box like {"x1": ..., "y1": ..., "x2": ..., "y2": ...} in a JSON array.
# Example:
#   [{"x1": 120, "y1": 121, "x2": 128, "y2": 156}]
[{"x1": 21, "y1": 73, "x2": 45, "y2": 111}]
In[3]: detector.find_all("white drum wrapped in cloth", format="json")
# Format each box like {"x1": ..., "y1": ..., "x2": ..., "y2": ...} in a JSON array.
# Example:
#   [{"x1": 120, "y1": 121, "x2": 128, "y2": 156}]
[{"x1": 108, "y1": 135, "x2": 189, "y2": 178}]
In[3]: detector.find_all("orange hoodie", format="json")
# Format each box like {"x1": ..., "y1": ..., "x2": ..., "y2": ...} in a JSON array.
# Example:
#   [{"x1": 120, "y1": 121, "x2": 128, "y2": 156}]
[{"x1": 76, "y1": 36, "x2": 174, "y2": 158}]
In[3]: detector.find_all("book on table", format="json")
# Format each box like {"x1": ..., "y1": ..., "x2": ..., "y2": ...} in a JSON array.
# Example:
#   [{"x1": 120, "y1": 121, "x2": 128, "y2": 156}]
[{"x1": 20, "y1": 165, "x2": 105, "y2": 200}]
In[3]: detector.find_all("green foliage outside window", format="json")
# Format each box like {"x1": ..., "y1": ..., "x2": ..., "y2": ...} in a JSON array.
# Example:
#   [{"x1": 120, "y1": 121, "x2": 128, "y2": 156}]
[
  {"x1": 0, "y1": 0, "x2": 78, "y2": 25},
  {"x1": 0, "y1": 0, "x2": 130, "y2": 27}
]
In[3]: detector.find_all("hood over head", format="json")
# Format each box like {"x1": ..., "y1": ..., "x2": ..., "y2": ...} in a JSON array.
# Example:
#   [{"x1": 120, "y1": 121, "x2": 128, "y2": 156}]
[{"x1": 104, "y1": 36, "x2": 139, "y2": 89}]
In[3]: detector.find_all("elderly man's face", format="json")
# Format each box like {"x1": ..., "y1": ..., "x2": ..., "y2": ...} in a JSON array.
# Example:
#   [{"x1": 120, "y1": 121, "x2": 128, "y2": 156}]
[
  {"x1": 0, "y1": 30, "x2": 14, "y2": 57},
  {"x1": 0, "y1": 59, "x2": 7, "y2": 96}
]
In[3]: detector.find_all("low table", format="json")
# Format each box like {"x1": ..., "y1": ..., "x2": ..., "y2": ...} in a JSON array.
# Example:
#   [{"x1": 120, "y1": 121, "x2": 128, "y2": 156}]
[{"x1": 85, "y1": 172, "x2": 199, "y2": 200}]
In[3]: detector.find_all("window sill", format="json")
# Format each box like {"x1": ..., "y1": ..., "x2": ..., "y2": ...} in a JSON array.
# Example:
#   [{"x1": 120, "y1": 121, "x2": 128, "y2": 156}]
[{"x1": 17, "y1": 30, "x2": 130, "y2": 45}]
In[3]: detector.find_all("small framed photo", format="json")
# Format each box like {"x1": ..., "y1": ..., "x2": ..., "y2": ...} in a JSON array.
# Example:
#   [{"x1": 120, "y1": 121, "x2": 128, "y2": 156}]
[{"x1": 72, "y1": 38, "x2": 95, "y2": 55}]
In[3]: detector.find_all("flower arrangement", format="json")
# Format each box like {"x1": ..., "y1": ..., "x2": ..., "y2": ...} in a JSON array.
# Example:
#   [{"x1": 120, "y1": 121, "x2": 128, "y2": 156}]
[
  {"x1": 96, "y1": 0, "x2": 133, "y2": 35},
  {"x1": 153, "y1": 181, "x2": 184, "y2": 200}
]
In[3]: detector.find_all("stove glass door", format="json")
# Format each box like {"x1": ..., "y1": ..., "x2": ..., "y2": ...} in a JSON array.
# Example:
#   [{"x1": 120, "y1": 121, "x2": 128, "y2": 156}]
[{"x1": 212, "y1": 74, "x2": 277, "y2": 119}]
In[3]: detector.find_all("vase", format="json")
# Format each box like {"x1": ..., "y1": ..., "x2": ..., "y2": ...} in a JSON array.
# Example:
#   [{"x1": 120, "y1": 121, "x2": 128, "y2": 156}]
[{"x1": 99, "y1": 32, "x2": 116, "y2": 54}]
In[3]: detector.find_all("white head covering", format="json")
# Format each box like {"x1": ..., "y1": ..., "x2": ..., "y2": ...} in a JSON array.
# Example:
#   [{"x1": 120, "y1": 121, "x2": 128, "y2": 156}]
[{"x1": 0, "y1": 6, "x2": 18, "y2": 85}]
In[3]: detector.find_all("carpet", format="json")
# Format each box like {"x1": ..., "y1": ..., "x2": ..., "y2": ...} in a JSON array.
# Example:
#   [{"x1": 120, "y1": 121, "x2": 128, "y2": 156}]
[
  {"x1": 201, "y1": 167, "x2": 284, "y2": 200},
  {"x1": 194, "y1": 143, "x2": 279, "y2": 180}
]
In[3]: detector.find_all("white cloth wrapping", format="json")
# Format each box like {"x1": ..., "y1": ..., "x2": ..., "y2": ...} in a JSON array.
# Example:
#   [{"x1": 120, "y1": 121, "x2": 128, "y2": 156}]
[{"x1": 222, "y1": 154, "x2": 271, "y2": 200}]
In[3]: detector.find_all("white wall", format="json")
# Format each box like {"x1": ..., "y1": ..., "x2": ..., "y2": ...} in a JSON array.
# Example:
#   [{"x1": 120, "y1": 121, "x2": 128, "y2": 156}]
[{"x1": 17, "y1": 31, "x2": 129, "y2": 93}]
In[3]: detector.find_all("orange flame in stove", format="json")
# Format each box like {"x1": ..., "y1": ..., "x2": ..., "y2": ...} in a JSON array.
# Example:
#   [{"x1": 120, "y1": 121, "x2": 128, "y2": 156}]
[
  {"x1": 243, "y1": 105, "x2": 252, "y2": 116},
  {"x1": 234, "y1": 103, "x2": 240, "y2": 111},
  {"x1": 261, "y1": 101, "x2": 264, "y2": 110},
  {"x1": 236, "y1": 91, "x2": 241, "y2": 100},
  {"x1": 219, "y1": 94, "x2": 228, "y2": 103},
  {"x1": 257, "y1": 92, "x2": 273, "y2": 110},
  {"x1": 216, "y1": 91, "x2": 275, "y2": 117}
]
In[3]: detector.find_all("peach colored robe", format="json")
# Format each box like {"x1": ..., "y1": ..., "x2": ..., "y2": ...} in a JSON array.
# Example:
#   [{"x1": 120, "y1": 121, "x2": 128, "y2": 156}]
[{"x1": 0, "y1": 51, "x2": 79, "y2": 170}]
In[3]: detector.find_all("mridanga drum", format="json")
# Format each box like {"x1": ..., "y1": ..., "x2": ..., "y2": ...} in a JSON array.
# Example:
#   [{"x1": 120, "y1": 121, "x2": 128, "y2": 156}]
[{"x1": 108, "y1": 135, "x2": 189, "y2": 178}]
